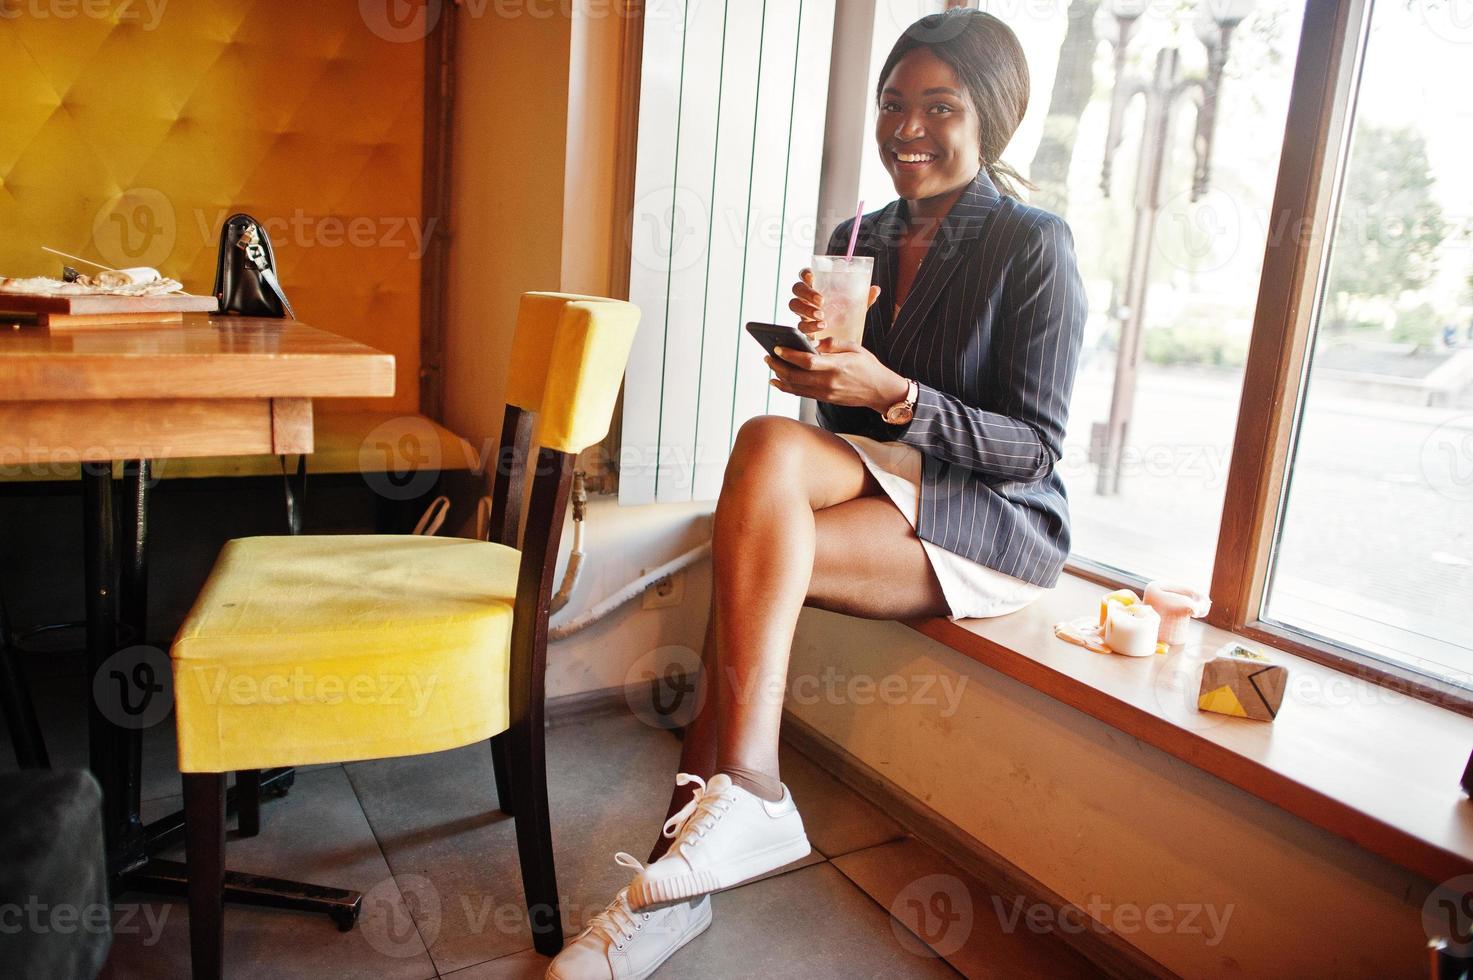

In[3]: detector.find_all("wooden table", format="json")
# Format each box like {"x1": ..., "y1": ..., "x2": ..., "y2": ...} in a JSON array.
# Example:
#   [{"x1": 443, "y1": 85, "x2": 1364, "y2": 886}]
[
  {"x1": 0, "y1": 314, "x2": 393, "y2": 922},
  {"x1": 0, "y1": 315, "x2": 394, "y2": 465}
]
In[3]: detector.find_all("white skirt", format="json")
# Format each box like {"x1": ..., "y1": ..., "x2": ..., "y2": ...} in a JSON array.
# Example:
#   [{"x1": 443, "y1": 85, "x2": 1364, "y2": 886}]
[{"x1": 836, "y1": 433, "x2": 1046, "y2": 621}]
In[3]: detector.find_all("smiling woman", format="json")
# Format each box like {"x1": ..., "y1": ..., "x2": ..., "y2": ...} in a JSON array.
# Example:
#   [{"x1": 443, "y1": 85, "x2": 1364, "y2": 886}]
[{"x1": 548, "y1": 7, "x2": 1089, "y2": 979}]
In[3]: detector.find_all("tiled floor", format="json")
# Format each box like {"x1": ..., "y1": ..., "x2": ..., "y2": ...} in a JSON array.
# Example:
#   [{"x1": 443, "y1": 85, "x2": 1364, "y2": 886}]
[{"x1": 5, "y1": 670, "x2": 1103, "y2": 978}]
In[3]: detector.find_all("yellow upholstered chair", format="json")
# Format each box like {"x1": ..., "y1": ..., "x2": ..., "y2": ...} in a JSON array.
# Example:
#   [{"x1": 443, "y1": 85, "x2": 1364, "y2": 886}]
[{"x1": 170, "y1": 293, "x2": 640, "y2": 978}]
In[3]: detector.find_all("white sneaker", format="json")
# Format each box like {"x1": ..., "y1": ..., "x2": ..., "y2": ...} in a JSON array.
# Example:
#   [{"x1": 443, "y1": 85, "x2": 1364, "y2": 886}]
[
  {"x1": 626, "y1": 773, "x2": 809, "y2": 913},
  {"x1": 546, "y1": 853, "x2": 712, "y2": 980}
]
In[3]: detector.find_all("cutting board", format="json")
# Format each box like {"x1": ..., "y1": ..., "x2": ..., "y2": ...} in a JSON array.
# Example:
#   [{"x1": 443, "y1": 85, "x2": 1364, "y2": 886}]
[{"x1": 0, "y1": 292, "x2": 219, "y2": 329}]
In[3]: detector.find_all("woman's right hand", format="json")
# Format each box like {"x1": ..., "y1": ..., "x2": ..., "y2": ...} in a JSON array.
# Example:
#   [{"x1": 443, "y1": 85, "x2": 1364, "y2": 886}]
[
  {"x1": 789, "y1": 269, "x2": 824, "y2": 337},
  {"x1": 789, "y1": 269, "x2": 884, "y2": 337}
]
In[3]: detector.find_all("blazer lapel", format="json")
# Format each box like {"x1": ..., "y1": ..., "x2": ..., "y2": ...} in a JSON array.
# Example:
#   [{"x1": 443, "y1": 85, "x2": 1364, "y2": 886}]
[{"x1": 885, "y1": 169, "x2": 1003, "y2": 358}]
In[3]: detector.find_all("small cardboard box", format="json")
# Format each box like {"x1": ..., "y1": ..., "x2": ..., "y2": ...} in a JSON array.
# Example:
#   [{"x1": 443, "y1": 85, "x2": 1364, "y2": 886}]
[{"x1": 1197, "y1": 643, "x2": 1288, "y2": 721}]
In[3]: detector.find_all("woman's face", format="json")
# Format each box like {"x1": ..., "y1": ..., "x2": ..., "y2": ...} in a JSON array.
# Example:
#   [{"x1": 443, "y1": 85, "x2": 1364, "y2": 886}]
[{"x1": 876, "y1": 47, "x2": 982, "y2": 203}]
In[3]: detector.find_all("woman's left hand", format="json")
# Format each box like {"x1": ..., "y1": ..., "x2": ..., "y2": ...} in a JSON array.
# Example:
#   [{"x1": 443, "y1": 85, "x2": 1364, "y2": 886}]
[{"x1": 766, "y1": 339, "x2": 909, "y2": 412}]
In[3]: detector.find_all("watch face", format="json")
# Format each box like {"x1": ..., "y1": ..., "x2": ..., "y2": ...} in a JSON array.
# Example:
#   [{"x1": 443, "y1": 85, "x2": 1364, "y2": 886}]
[{"x1": 884, "y1": 404, "x2": 913, "y2": 425}]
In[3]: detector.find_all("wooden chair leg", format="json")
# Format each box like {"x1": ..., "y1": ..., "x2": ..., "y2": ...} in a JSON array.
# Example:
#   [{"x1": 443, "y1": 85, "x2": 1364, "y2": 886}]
[
  {"x1": 235, "y1": 770, "x2": 261, "y2": 838},
  {"x1": 183, "y1": 773, "x2": 226, "y2": 980},
  {"x1": 508, "y1": 715, "x2": 561, "y2": 956},
  {"x1": 489, "y1": 732, "x2": 515, "y2": 815}
]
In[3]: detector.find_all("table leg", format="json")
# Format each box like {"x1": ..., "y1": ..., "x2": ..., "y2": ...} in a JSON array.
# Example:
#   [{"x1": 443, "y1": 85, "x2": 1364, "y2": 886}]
[{"x1": 83, "y1": 461, "x2": 146, "y2": 874}]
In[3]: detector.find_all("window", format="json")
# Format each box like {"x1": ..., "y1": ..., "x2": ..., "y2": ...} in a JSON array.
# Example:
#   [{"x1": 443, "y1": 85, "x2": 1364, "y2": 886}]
[
  {"x1": 620, "y1": 0, "x2": 837, "y2": 505},
  {"x1": 974, "y1": 0, "x2": 1305, "y2": 587},
  {"x1": 1262, "y1": 0, "x2": 1473, "y2": 688}
]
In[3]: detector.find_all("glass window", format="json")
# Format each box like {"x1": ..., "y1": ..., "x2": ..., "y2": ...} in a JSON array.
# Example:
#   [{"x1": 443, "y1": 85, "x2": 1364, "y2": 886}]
[
  {"x1": 1263, "y1": 0, "x2": 1473, "y2": 687},
  {"x1": 975, "y1": 0, "x2": 1305, "y2": 586}
]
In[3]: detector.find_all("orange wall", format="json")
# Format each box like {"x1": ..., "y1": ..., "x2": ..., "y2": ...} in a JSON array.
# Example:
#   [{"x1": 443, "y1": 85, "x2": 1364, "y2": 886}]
[
  {"x1": 443, "y1": 6, "x2": 572, "y2": 455},
  {"x1": 0, "y1": 3, "x2": 425, "y2": 413}
]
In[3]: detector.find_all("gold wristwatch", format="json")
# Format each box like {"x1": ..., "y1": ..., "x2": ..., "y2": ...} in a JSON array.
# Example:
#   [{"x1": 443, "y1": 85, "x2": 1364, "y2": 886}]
[{"x1": 881, "y1": 379, "x2": 918, "y2": 425}]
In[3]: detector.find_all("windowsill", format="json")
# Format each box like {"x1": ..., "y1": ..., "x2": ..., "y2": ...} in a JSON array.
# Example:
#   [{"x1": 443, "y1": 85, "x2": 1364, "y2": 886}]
[{"x1": 903, "y1": 571, "x2": 1473, "y2": 884}]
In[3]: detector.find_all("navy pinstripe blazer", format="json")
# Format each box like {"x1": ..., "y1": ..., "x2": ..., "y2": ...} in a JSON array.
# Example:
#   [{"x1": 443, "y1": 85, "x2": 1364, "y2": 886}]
[{"x1": 817, "y1": 169, "x2": 1087, "y2": 588}]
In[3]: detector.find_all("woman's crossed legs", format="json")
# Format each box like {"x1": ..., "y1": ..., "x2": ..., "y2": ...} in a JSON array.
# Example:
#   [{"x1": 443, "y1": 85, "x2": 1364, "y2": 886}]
[{"x1": 650, "y1": 414, "x2": 949, "y2": 861}]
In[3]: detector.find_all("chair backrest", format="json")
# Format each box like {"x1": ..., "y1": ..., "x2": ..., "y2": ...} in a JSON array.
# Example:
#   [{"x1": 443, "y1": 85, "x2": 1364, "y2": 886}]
[
  {"x1": 486, "y1": 292, "x2": 640, "y2": 551},
  {"x1": 491, "y1": 292, "x2": 640, "y2": 759}
]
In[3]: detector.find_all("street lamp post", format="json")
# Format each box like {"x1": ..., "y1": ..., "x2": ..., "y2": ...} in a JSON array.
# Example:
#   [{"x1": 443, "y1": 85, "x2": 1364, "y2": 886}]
[{"x1": 1091, "y1": 0, "x2": 1253, "y2": 496}]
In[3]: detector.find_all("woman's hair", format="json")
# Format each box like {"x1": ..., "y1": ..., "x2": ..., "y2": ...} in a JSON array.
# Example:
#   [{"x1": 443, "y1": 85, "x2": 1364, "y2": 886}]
[{"x1": 876, "y1": 8, "x2": 1036, "y2": 200}]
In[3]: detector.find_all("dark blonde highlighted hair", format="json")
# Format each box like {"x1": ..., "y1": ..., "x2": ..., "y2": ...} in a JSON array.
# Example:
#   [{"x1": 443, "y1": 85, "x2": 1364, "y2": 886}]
[{"x1": 877, "y1": 8, "x2": 1036, "y2": 200}]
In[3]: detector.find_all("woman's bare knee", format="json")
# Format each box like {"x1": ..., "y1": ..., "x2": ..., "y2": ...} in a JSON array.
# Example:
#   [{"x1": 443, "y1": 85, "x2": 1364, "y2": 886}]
[{"x1": 720, "y1": 415, "x2": 876, "y2": 511}]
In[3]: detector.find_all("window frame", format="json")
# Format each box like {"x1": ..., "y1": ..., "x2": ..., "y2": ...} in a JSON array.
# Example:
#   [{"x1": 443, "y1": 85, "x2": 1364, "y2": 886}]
[{"x1": 1067, "y1": 0, "x2": 1473, "y2": 717}]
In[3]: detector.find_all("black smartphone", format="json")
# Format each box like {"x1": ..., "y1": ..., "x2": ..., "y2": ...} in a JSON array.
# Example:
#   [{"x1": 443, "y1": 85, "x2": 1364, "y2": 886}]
[{"x1": 745, "y1": 321, "x2": 818, "y2": 361}]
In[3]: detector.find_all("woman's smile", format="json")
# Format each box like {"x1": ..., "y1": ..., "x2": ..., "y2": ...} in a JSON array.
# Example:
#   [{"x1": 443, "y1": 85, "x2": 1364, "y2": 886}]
[{"x1": 889, "y1": 146, "x2": 940, "y2": 171}]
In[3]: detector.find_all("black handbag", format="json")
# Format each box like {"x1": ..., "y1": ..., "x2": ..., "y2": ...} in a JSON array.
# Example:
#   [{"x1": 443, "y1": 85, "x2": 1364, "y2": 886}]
[{"x1": 212, "y1": 213, "x2": 295, "y2": 318}]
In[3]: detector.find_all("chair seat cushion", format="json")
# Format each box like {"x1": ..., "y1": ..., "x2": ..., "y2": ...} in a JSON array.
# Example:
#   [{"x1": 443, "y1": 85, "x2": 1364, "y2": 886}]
[{"x1": 171, "y1": 535, "x2": 519, "y2": 773}]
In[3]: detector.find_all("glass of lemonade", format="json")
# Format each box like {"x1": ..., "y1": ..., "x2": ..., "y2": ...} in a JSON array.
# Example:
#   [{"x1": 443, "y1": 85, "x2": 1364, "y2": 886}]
[{"x1": 809, "y1": 255, "x2": 874, "y2": 346}]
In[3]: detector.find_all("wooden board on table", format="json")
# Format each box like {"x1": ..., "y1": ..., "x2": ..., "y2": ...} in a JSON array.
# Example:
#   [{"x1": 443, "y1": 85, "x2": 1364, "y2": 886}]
[{"x1": 0, "y1": 291, "x2": 219, "y2": 330}]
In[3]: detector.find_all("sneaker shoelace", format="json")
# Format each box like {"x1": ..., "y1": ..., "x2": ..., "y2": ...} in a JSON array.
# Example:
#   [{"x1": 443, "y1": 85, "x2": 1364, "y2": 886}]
[
  {"x1": 660, "y1": 773, "x2": 736, "y2": 858},
  {"x1": 586, "y1": 852, "x2": 653, "y2": 952}
]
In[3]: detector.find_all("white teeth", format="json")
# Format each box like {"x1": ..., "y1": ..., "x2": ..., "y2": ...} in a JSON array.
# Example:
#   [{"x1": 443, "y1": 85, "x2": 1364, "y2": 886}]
[{"x1": 896, "y1": 152, "x2": 935, "y2": 163}]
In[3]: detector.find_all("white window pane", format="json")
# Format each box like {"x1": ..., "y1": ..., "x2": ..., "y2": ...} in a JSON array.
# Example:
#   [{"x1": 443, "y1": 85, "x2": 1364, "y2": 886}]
[{"x1": 1264, "y1": 0, "x2": 1473, "y2": 685}]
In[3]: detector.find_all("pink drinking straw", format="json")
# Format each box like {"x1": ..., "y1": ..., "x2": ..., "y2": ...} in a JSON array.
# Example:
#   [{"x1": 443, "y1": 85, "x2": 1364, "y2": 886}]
[{"x1": 844, "y1": 200, "x2": 864, "y2": 261}]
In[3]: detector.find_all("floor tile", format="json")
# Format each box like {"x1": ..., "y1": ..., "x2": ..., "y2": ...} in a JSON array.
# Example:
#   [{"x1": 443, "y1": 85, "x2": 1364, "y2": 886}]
[
  {"x1": 662, "y1": 861, "x2": 961, "y2": 978},
  {"x1": 833, "y1": 837, "x2": 1106, "y2": 980},
  {"x1": 347, "y1": 713, "x2": 697, "y2": 974},
  {"x1": 778, "y1": 741, "x2": 906, "y2": 858},
  {"x1": 440, "y1": 947, "x2": 548, "y2": 979},
  {"x1": 102, "y1": 765, "x2": 437, "y2": 980}
]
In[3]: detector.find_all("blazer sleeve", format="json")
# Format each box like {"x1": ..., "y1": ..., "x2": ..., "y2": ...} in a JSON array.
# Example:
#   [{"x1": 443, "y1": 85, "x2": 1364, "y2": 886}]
[{"x1": 894, "y1": 214, "x2": 1086, "y2": 482}]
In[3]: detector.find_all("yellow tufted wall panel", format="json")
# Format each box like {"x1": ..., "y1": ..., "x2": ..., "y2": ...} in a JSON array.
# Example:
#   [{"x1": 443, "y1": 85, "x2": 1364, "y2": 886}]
[{"x1": 0, "y1": 0, "x2": 424, "y2": 412}]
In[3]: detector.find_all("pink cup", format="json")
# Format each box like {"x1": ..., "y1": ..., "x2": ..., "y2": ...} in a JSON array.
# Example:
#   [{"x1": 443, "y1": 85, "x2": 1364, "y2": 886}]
[{"x1": 1142, "y1": 582, "x2": 1211, "y2": 645}]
